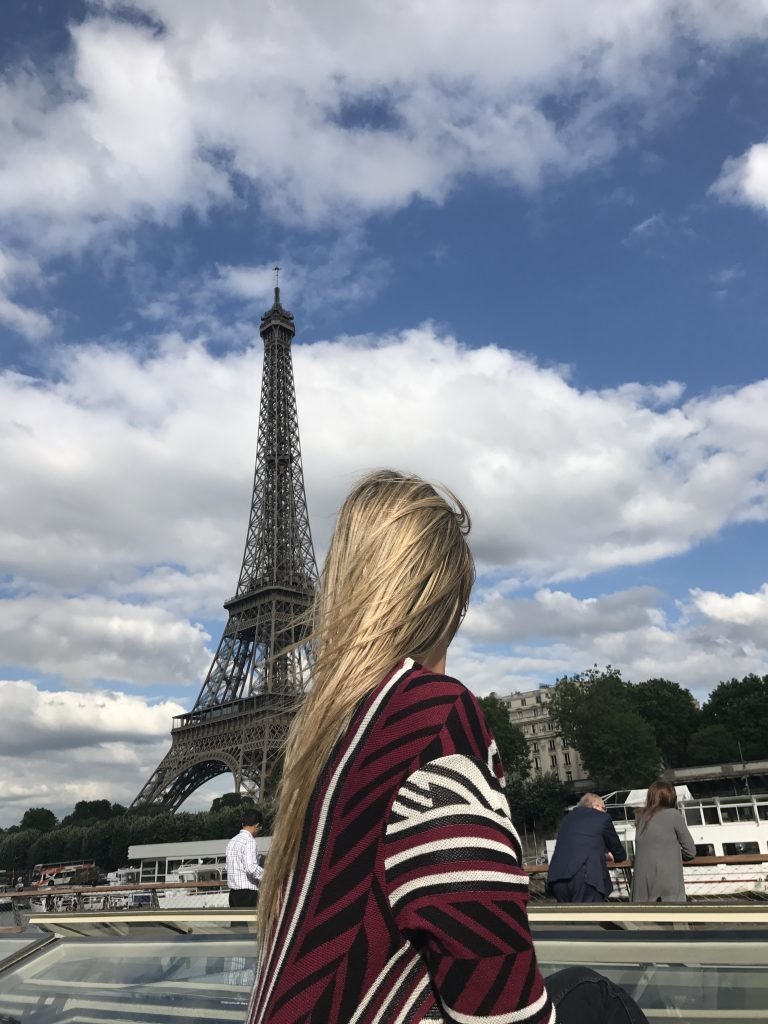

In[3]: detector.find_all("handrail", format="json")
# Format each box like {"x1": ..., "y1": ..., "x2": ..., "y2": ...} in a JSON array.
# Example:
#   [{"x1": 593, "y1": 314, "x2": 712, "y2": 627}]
[{"x1": 524, "y1": 852, "x2": 768, "y2": 873}]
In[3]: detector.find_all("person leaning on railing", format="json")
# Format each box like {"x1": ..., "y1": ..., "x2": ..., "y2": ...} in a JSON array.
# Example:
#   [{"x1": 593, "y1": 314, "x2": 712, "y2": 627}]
[{"x1": 631, "y1": 780, "x2": 695, "y2": 903}]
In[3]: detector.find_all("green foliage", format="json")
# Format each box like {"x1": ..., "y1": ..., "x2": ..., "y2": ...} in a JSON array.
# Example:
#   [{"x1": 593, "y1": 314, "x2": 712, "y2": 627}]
[
  {"x1": 701, "y1": 675, "x2": 768, "y2": 761},
  {"x1": 628, "y1": 678, "x2": 701, "y2": 768},
  {"x1": 0, "y1": 799, "x2": 277, "y2": 876},
  {"x1": 507, "y1": 774, "x2": 568, "y2": 832},
  {"x1": 687, "y1": 723, "x2": 740, "y2": 766},
  {"x1": 210, "y1": 792, "x2": 256, "y2": 814},
  {"x1": 548, "y1": 666, "x2": 661, "y2": 790},
  {"x1": 479, "y1": 695, "x2": 530, "y2": 781},
  {"x1": 20, "y1": 807, "x2": 57, "y2": 833},
  {"x1": 61, "y1": 800, "x2": 114, "y2": 827}
]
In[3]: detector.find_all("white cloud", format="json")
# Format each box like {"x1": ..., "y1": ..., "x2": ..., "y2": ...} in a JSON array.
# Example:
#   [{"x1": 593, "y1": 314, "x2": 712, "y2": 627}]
[
  {"x1": 2, "y1": 326, "x2": 768, "y2": 599},
  {"x1": 1, "y1": 1, "x2": 767, "y2": 248},
  {"x1": 0, "y1": 681, "x2": 187, "y2": 825},
  {"x1": 712, "y1": 141, "x2": 768, "y2": 212},
  {"x1": 465, "y1": 586, "x2": 664, "y2": 643},
  {"x1": 0, "y1": 247, "x2": 50, "y2": 340},
  {"x1": 0, "y1": 595, "x2": 211, "y2": 687},
  {"x1": 691, "y1": 583, "x2": 768, "y2": 644},
  {"x1": 454, "y1": 581, "x2": 768, "y2": 701}
]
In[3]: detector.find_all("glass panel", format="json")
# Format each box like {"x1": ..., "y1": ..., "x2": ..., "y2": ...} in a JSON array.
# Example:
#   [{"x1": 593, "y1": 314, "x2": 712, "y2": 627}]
[
  {"x1": 684, "y1": 808, "x2": 703, "y2": 826},
  {"x1": 696, "y1": 844, "x2": 716, "y2": 857},
  {"x1": 0, "y1": 934, "x2": 257, "y2": 1023},
  {"x1": 723, "y1": 842, "x2": 760, "y2": 855},
  {"x1": 607, "y1": 806, "x2": 627, "y2": 821},
  {"x1": 758, "y1": 804, "x2": 768, "y2": 821},
  {"x1": 702, "y1": 805, "x2": 720, "y2": 824},
  {"x1": 720, "y1": 805, "x2": 753, "y2": 823}
]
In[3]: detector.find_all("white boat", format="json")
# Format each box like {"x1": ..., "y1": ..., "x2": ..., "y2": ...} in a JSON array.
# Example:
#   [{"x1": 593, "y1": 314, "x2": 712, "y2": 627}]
[
  {"x1": 156, "y1": 862, "x2": 230, "y2": 909},
  {"x1": 546, "y1": 787, "x2": 768, "y2": 898}
]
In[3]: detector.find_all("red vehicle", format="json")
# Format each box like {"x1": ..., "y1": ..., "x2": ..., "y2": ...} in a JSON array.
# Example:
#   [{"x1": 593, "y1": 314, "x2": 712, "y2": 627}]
[{"x1": 30, "y1": 861, "x2": 100, "y2": 888}]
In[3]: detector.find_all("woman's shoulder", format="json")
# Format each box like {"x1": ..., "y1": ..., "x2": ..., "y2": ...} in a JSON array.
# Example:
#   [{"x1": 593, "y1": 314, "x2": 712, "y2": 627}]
[{"x1": 382, "y1": 661, "x2": 491, "y2": 754}]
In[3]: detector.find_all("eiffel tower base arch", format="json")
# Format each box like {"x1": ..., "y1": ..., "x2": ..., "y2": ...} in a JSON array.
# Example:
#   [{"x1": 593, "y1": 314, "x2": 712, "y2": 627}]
[{"x1": 132, "y1": 696, "x2": 295, "y2": 812}]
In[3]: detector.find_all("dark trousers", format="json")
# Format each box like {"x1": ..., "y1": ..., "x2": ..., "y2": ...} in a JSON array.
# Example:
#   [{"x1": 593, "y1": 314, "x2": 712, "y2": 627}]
[
  {"x1": 229, "y1": 888, "x2": 258, "y2": 908},
  {"x1": 548, "y1": 967, "x2": 649, "y2": 1023},
  {"x1": 549, "y1": 873, "x2": 606, "y2": 903}
]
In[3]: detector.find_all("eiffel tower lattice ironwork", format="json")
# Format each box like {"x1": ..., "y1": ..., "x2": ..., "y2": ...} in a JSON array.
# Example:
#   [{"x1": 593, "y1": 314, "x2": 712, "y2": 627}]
[{"x1": 132, "y1": 279, "x2": 318, "y2": 811}]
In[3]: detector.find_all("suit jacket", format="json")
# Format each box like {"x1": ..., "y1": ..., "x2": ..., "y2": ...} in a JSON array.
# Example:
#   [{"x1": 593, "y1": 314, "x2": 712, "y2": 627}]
[{"x1": 547, "y1": 806, "x2": 627, "y2": 896}]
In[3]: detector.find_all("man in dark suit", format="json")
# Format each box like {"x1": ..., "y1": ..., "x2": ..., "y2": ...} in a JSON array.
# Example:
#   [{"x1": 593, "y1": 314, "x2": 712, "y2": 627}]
[{"x1": 547, "y1": 792, "x2": 627, "y2": 902}]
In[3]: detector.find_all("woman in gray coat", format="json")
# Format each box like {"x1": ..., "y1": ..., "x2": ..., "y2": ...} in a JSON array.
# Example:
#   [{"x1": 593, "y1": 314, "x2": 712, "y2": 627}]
[{"x1": 631, "y1": 780, "x2": 696, "y2": 902}]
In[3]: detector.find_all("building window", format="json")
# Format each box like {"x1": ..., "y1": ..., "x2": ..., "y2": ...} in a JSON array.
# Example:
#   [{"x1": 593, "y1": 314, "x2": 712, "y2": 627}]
[
  {"x1": 563, "y1": 752, "x2": 571, "y2": 766},
  {"x1": 534, "y1": 757, "x2": 541, "y2": 770},
  {"x1": 521, "y1": 698, "x2": 527, "y2": 706},
  {"x1": 535, "y1": 694, "x2": 542, "y2": 703},
  {"x1": 565, "y1": 770, "x2": 573, "y2": 782},
  {"x1": 550, "y1": 755, "x2": 558, "y2": 769},
  {"x1": 723, "y1": 842, "x2": 759, "y2": 856},
  {"x1": 530, "y1": 724, "x2": 536, "y2": 734},
  {"x1": 548, "y1": 739, "x2": 557, "y2": 751},
  {"x1": 532, "y1": 742, "x2": 539, "y2": 753}
]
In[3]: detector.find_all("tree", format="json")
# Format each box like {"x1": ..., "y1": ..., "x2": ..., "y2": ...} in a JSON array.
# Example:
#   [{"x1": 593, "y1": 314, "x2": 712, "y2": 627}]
[
  {"x1": 687, "y1": 723, "x2": 740, "y2": 766},
  {"x1": 479, "y1": 695, "x2": 530, "y2": 781},
  {"x1": 61, "y1": 800, "x2": 114, "y2": 826},
  {"x1": 701, "y1": 675, "x2": 768, "y2": 761},
  {"x1": 210, "y1": 793, "x2": 256, "y2": 814},
  {"x1": 548, "y1": 666, "x2": 661, "y2": 791},
  {"x1": 507, "y1": 774, "x2": 569, "y2": 833},
  {"x1": 629, "y1": 678, "x2": 701, "y2": 768},
  {"x1": 20, "y1": 808, "x2": 57, "y2": 833}
]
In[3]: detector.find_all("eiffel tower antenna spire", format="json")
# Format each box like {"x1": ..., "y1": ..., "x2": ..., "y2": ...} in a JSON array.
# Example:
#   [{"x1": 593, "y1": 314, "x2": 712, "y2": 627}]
[{"x1": 132, "y1": 280, "x2": 318, "y2": 811}]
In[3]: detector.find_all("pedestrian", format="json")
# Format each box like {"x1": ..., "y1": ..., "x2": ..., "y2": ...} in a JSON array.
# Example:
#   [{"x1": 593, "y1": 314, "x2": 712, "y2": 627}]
[
  {"x1": 547, "y1": 793, "x2": 627, "y2": 902},
  {"x1": 14, "y1": 877, "x2": 24, "y2": 892},
  {"x1": 631, "y1": 780, "x2": 695, "y2": 903},
  {"x1": 248, "y1": 470, "x2": 649, "y2": 1024},
  {"x1": 226, "y1": 809, "x2": 264, "y2": 909}
]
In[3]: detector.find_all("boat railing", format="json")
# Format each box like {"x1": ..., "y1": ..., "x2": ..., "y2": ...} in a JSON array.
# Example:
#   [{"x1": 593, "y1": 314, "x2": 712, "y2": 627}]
[
  {"x1": 526, "y1": 852, "x2": 768, "y2": 901},
  {"x1": 4, "y1": 853, "x2": 768, "y2": 927}
]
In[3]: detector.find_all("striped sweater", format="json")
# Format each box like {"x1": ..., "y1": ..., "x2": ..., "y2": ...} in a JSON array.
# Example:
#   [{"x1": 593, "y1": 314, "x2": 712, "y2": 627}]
[{"x1": 248, "y1": 659, "x2": 555, "y2": 1024}]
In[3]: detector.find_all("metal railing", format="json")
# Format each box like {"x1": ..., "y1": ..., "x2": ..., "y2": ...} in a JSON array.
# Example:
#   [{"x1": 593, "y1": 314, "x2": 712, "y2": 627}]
[
  {"x1": 526, "y1": 853, "x2": 768, "y2": 901},
  {"x1": 3, "y1": 853, "x2": 767, "y2": 929},
  {"x1": 2, "y1": 879, "x2": 235, "y2": 927}
]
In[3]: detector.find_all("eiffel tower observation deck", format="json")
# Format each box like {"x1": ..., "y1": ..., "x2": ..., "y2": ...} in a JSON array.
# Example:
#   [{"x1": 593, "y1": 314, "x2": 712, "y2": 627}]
[{"x1": 132, "y1": 274, "x2": 318, "y2": 810}]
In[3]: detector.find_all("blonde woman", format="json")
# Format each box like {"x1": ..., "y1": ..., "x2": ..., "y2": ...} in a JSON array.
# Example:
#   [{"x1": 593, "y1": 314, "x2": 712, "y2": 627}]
[{"x1": 249, "y1": 471, "x2": 649, "y2": 1024}]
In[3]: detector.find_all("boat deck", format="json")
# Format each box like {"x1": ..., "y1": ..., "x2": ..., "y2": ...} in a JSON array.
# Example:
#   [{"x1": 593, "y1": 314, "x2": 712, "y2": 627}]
[{"x1": 0, "y1": 905, "x2": 766, "y2": 1022}]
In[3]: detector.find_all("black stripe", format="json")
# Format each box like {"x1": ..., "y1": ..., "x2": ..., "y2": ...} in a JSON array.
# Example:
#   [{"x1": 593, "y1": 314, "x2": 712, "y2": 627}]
[
  {"x1": 419, "y1": 903, "x2": 509, "y2": 957},
  {"x1": 392, "y1": 878, "x2": 526, "y2": 914},
  {"x1": 386, "y1": 845, "x2": 517, "y2": 884}
]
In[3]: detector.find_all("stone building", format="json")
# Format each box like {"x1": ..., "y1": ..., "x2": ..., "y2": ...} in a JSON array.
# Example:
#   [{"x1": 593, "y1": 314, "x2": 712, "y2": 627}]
[{"x1": 499, "y1": 685, "x2": 590, "y2": 789}]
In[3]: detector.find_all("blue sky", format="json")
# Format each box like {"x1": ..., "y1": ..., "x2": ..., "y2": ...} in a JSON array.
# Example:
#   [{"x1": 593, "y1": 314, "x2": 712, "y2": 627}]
[{"x1": 1, "y1": 0, "x2": 768, "y2": 822}]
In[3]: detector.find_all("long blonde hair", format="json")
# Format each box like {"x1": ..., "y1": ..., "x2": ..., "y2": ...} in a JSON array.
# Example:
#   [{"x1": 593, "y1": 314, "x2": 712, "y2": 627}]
[{"x1": 257, "y1": 470, "x2": 475, "y2": 941}]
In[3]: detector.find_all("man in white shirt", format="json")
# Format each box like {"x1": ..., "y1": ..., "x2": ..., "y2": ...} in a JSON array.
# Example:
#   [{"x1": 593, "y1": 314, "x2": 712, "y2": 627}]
[{"x1": 226, "y1": 809, "x2": 264, "y2": 908}]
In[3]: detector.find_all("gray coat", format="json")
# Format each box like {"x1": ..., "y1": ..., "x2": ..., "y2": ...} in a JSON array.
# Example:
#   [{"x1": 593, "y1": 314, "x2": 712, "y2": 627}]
[{"x1": 631, "y1": 807, "x2": 696, "y2": 903}]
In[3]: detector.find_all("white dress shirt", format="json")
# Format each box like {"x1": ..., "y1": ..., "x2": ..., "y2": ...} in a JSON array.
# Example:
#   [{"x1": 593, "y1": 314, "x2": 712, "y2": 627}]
[{"x1": 226, "y1": 829, "x2": 264, "y2": 891}]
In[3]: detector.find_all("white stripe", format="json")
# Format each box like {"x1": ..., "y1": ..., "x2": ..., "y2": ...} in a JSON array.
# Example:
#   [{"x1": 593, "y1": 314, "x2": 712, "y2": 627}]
[
  {"x1": 446, "y1": 986, "x2": 551, "y2": 1024},
  {"x1": 369, "y1": 954, "x2": 423, "y2": 1024},
  {"x1": 254, "y1": 658, "x2": 415, "y2": 1022},
  {"x1": 385, "y1": 836, "x2": 516, "y2": 871},
  {"x1": 400, "y1": 784, "x2": 433, "y2": 806},
  {"x1": 349, "y1": 946, "x2": 416, "y2": 1024},
  {"x1": 390, "y1": 869, "x2": 528, "y2": 907},
  {"x1": 386, "y1": 802, "x2": 519, "y2": 838},
  {"x1": 394, "y1": 972, "x2": 430, "y2": 1024},
  {"x1": 420, "y1": 767, "x2": 505, "y2": 815}
]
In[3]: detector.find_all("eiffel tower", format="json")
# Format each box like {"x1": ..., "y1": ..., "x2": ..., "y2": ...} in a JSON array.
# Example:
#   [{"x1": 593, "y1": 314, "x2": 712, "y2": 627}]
[{"x1": 132, "y1": 273, "x2": 318, "y2": 811}]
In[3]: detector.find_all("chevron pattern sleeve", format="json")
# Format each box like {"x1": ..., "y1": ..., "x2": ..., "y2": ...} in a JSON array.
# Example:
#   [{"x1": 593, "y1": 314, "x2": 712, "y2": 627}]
[{"x1": 384, "y1": 752, "x2": 555, "y2": 1024}]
